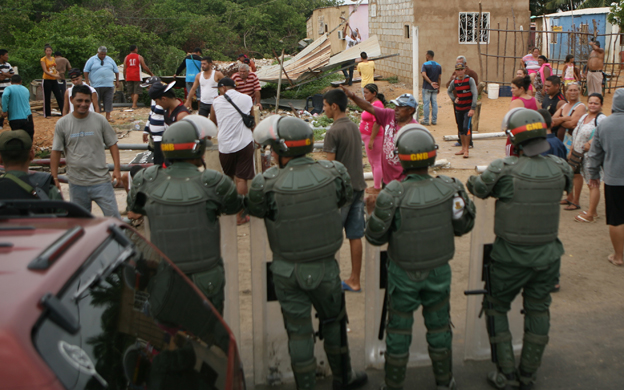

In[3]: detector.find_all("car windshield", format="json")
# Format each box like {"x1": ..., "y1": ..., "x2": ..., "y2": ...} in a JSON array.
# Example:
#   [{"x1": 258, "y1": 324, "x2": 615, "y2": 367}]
[{"x1": 32, "y1": 226, "x2": 244, "y2": 390}]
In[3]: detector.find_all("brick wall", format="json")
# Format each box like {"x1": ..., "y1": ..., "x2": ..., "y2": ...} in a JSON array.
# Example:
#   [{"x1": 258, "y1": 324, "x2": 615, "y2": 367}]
[{"x1": 368, "y1": 0, "x2": 415, "y2": 86}]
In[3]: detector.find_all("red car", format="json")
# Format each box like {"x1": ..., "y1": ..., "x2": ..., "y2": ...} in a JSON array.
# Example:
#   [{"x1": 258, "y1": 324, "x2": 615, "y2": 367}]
[{"x1": 0, "y1": 200, "x2": 245, "y2": 390}]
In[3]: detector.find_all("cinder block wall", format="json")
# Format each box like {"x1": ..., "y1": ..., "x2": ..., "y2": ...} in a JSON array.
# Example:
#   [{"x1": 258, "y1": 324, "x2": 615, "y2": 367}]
[{"x1": 368, "y1": 0, "x2": 415, "y2": 86}]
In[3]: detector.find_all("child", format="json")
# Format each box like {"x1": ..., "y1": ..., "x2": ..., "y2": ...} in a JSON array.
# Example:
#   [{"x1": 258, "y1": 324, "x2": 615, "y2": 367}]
[{"x1": 562, "y1": 54, "x2": 580, "y2": 89}]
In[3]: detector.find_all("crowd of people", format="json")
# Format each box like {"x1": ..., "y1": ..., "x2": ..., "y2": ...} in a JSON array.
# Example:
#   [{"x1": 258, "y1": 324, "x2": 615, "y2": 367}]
[{"x1": 1, "y1": 39, "x2": 624, "y2": 390}]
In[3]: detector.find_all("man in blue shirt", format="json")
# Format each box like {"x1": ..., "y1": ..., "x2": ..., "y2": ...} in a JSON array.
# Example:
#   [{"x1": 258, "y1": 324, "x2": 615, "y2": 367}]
[
  {"x1": 421, "y1": 50, "x2": 442, "y2": 126},
  {"x1": 174, "y1": 48, "x2": 202, "y2": 100},
  {"x1": 83, "y1": 46, "x2": 119, "y2": 122},
  {"x1": 538, "y1": 109, "x2": 567, "y2": 159},
  {"x1": 1, "y1": 75, "x2": 34, "y2": 139}
]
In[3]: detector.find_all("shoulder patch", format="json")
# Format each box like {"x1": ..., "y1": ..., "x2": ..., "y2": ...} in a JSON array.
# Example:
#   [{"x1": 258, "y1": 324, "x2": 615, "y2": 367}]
[{"x1": 263, "y1": 166, "x2": 279, "y2": 179}]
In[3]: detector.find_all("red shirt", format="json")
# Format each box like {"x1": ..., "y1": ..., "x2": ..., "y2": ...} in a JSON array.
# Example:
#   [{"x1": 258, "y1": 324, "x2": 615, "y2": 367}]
[
  {"x1": 124, "y1": 53, "x2": 141, "y2": 81},
  {"x1": 231, "y1": 72, "x2": 261, "y2": 100}
]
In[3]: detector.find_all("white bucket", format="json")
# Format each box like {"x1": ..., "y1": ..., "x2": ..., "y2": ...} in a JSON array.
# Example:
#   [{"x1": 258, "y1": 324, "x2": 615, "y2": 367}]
[{"x1": 488, "y1": 83, "x2": 500, "y2": 99}]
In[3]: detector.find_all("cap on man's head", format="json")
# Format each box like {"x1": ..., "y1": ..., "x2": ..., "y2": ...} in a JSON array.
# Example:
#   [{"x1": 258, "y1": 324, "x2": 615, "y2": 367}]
[
  {"x1": 68, "y1": 68, "x2": 82, "y2": 78},
  {"x1": 390, "y1": 94, "x2": 417, "y2": 108},
  {"x1": 98, "y1": 46, "x2": 108, "y2": 53},
  {"x1": 216, "y1": 77, "x2": 236, "y2": 89},
  {"x1": 141, "y1": 76, "x2": 162, "y2": 88},
  {"x1": 455, "y1": 64, "x2": 466, "y2": 70},
  {"x1": 238, "y1": 53, "x2": 248, "y2": 59},
  {"x1": 0, "y1": 130, "x2": 32, "y2": 152},
  {"x1": 148, "y1": 81, "x2": 175, "y2": 99}
]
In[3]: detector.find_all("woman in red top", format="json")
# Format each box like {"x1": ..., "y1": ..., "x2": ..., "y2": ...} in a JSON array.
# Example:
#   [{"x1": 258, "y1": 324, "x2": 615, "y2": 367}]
[
  {"x1": 360, "y1": 84, "x2": 386, "y2": 193},
  {"x1": 506, "y1": 76, "x2": 541, "y2": 156}
]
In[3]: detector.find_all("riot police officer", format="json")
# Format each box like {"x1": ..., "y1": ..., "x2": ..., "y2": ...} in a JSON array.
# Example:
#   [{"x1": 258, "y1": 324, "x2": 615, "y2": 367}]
[
  {"x1": 467, "y1": 108, "x2": 573, "y2": 389},
  {"x1": 366, "y1": 125, "x2": 475, "y2": 390},
  {"x1": 127, "y1": 115, "x2": 242, "y2": 314},
  {"x1": 245, "y1": 115, "x2": 367, "y2": 390},
  {"x1": 0, "y1": 130, "x2": 62, "y2": 200}
]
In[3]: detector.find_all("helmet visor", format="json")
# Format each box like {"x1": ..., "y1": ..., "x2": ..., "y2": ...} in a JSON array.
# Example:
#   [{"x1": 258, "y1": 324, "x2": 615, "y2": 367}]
[
  {"x1": 253, "y1": 115, "x2": 281, "y2": 145},
  {"x1": 183, "y1": 115, "x2": 218, "y2": 139}
]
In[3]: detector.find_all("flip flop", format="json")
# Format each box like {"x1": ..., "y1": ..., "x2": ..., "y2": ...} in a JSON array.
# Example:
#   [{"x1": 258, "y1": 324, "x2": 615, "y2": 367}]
[
  {"x1": 564, "y1": 202, "x2": 580, "y2": 211},
  {"x1": 560, "y1": 199, "x2": 571, "y2": 205},
  {"x1": 608, "y1": 255, "x2": 624, "y2": 266},
  {"x1": 574, "y1": 214, "x2": 595, "y2": 223},
  {"x1": 341, "y1": 281, "x2": 362, "y2": 293},
  {"x1": 463, "y1": 153, "x2": 469, "y2": 159},
  {"x1": 581, "y1": 210, "x2": 599, "y2": 220}
]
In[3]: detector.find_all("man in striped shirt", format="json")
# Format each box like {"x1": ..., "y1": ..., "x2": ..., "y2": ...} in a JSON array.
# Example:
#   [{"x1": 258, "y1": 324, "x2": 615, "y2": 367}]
[
  {"x1": 231, "y1": 63, "x2": 262, "y2": 110},
  {"x1": 141, "y1": 77, "x2": 167, "y2": 166},
  {"x1": 0, "y1": 49, "x2": 15, "y2": 129},
  {"x1": 447, "y1": 63, "x2": 477, "y2": 159}
]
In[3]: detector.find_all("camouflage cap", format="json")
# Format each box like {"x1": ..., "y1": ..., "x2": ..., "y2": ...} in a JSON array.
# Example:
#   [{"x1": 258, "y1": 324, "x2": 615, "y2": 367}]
[{"x1": 0, "y1": 130, "x2": 32, "y2": 151}]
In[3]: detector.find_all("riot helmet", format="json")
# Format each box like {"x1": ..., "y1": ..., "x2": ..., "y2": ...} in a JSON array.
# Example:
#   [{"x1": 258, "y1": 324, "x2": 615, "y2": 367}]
[
  {"x1": 394, "y1": 124, "x2": 438, "y2": 169},
  {"x1": 503, "y1": 108, "x2": 549, "y2": 156},
  {"x1": 161, "y1": 115, "x2": 217, "y2": 160},
  {"x1": 254, "y1": 115, "x2": 314, "y2": 157}
]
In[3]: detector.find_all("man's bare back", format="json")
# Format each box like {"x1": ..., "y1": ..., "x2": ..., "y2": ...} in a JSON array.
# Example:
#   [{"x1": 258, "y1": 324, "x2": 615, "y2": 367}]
[{"x1": 588, "y1": 42, "x2": 605, "y2": 71}]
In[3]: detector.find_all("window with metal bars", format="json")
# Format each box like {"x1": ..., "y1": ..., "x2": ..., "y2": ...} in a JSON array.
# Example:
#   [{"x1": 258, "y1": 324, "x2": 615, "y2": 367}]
[{"x1": 459, "y1": 12, "x2": 490, "y2": 44}]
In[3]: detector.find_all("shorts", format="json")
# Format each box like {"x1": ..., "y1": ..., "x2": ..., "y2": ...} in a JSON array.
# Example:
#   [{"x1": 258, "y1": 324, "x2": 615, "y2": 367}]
[
  {"x1": 95, "y1": 87, "x2": 114, "y2": 113},
  {"x1": 9, "y1": 115, "x2": 35, "y2": 139},
  {"x1": 604, "y1": 184, "x2": 624, "y2": 226},
  {"x1": 341, "y1": 190, "x2": 365, "y2": 239},
  {"x1": 126, "y1": 80, "x2": 142, "y2": 95},
  {"x1": 199, "y1": 102, "x2": 212, "y2": 117},
  {"x1": 455, "y1": 110, "x2": 471, "y2": 136},
  {"x1": 219, "y1": 141, "x2": 255, "y2": 180}
]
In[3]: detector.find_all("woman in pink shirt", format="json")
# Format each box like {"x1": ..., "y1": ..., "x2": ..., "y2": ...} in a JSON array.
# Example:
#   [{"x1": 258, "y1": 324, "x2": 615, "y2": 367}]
[
  {"x1": 506, "y1": 76, "x2": 541, "y2": 156},
  {"x1": 360, "y1": 84, "x2": 386, "y2": 193}
]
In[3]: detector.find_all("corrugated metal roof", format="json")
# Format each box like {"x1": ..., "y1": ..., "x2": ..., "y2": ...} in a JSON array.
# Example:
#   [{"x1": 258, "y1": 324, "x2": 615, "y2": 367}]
[{"x1": 327, "y1": 35, "x2": 381, "y2": 66}]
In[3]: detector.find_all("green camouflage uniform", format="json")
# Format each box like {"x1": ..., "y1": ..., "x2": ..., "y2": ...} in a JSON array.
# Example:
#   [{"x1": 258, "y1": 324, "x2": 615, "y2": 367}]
[
  {"x1": 467, "y1": 155, "x2": 573, "y2": 388},
  {"x1": 128, "y1": 162, "x2": 242, "y2": 314},
  {"x1": 245, "y1": 156, "x2": 355, "y2": 390},
  {"x1": 366, "y1": 174, "x2": 475, "y2": 390}
]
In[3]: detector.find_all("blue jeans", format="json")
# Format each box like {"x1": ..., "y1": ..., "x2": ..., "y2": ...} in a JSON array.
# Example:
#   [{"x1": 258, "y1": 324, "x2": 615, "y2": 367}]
[
  {"x1": 69, "y1": 181, "x2": 120, "y2": 218},
  {"x1": 421, "y1": 89, "x2": 438, "y2": 124},
  {"x1": 341, "y1": 190, "x2": 365, "y2": 239},
  {"x1": 186, "y1": 81, "x2": 200, "y2": 99}
]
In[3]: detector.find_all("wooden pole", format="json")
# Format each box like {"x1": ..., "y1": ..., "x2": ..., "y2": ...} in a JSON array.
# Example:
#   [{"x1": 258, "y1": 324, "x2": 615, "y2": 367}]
[
  {"x1": 611, "y1": 28, "x2": 618, "y2": 93},
  {"x1": 512, "y1": 6, "x2": 517, "y2": 70},
  {"x1": 503, "y1": 18, "x2": 509, "y2": 85},
  {"x1": 486, "y1": 21, "x2": 490, "y2": 83},
  {"x1": 497, "y1": 22, "x2": 501, "y2": 79},
  {"x1": 275, "y1": 49, "x2": 285, "y2": 114},
  {"x1": 271, "y1": 48, "x2": 294, "y2": 86},
  {"x1": 477, "y1": 2, "x2": 485, "y2": 82}
]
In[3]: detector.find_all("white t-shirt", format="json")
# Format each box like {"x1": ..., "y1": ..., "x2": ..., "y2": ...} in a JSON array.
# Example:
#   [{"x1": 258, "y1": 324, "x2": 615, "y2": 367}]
[
  {"x1": 67, "y1": 84, "x2": 98, "y2": 113},
  {"x1": 345, "y1": 35, "x2": 360, "y2": 49},
  {"x1": 212, "y1": 89, "x2": 254, "y2": 154},
  {"x1": 199, "y1": 70, "x2": 219, "y2": 104}
]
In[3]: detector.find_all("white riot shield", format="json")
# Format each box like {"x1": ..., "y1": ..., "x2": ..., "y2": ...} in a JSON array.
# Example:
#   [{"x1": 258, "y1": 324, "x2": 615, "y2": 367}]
[
  {"x1": 463, "y1": 197, "x2": 523, "y2": 361},
  {"x1": 220, "y1": 214, "x2": 240, "y2": 346},
  {"x1": 250, "y1": 217, "x2": 331, "y2": 386},
  {"x1": 364, "y1": 242, "x2": 430, "y2": 369}
]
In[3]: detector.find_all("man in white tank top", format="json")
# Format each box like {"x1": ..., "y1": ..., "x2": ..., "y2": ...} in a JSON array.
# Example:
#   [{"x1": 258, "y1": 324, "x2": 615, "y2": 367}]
[
  {"x1": 185, "y1": 56, "x2": 224, "y2": 117},
  {"x1": 62, "y1": 68, "x2": 99, "y2": 116}
]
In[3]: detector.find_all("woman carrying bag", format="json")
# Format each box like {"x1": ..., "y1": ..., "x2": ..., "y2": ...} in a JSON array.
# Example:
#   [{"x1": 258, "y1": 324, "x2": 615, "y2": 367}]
[{"x1": 565, "y1": 92, "x2": 606, "y2": 217}]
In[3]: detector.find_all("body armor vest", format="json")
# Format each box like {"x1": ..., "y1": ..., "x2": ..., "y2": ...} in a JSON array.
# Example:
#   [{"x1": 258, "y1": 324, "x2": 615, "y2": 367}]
[
  {"x1": 388, "y1": 177, "x2": 457, "y2": 271},
  {"x1": 263, "y1": 160, "x2": 343, "y2": 263},
  {"x1": 494, "y1": 156, "x2": 566, "y2": 245},
  {"x1": 454, "y1": 76, "x2": 472, "y2": 111},
  {"x1": 137, "y1": 166, "x2": 222, "y2": 274}
]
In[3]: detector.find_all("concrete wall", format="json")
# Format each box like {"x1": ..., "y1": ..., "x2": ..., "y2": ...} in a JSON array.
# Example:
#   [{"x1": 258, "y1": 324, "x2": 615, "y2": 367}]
[
  {"x1": 368, "y1": 0, "x2": 530, "y2": 88},
  {"x1": 307, "y1": 5, "x2": 370, "y2": 55},
  {"x1": 368, "y1": 0, "x2": 415, "y2": 85},
  {"x1": 415, "y1": 0, "x2": 530, "y2": 86}
]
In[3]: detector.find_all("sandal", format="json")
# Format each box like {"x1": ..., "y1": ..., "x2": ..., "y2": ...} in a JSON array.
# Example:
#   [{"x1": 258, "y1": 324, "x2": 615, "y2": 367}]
[
  {"x1": 560, "y1": 199, "x2": 571, "y2": 205},
  {"x1": 581, "y1": 210, "x2": 599, "y2": 220},
  {"x1": 463, "y1": 152, "x2": 469, "y2": 159},
  {"x1": 575, "y1": 214, "x2": 595, "y2": 223},
  {"x1": 564, "y1": 202, "x2": 580, "y2": 211}
]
